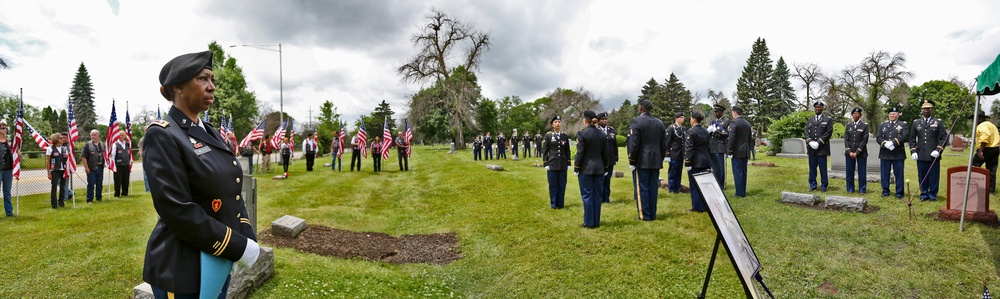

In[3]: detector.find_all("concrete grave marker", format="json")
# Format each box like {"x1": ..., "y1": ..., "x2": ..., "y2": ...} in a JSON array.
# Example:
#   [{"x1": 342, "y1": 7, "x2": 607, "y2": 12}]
[{"x1": 272, "y1": 215, "x2": 307, "y2": 238}]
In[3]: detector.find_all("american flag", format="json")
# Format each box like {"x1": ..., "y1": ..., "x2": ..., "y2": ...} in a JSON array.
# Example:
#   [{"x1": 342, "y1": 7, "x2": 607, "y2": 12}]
[
  {"x1": 12, "y1": 96, "x2": 22, "y2": 180},
  {"x1": 23, "y1": 120, "x2": 51, "y2": 151},
  {"x1": 240, "y1": 120, "x2": 266, "y2": 148},
  {"x1": 157, "y1": 105, "x2": 162, "y2": 119},
  {"x1": 404, "y1": 119, "x2": 413, "y2": 157},
  {"x1": 270, "y1": 120, "x2": 287, "y2": 149},
  {"x1": 380, "y1": 117, "x2": 391, "y2": 160},
  {"x1": 986, "y1": 285, "x2": 992, "y2": 299},
  {"x1": 105, "y1": 100, "x2": 121, "y2": 172},
  {"x1": 66, "y1": 97, "x2": 79, "y2": 178},
  {"x1": 357, "y1": 119, "x2": 368, "y2": 158},
  {"x1": 336, "y1": 122, "x2": 345, "y2": 159},
  {"x1": 124, "y1": 106, "x2": 133, "y2": 171},
  {"x1": 288, "y1": 120, "x2": 295, "y2": 158}
]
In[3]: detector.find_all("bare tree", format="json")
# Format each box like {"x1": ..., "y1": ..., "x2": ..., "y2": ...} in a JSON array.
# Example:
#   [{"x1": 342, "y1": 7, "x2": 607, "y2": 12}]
[
  {"x1": 792, "y1": 62, "x2": 825, "y2": 110},
  {"x1": 397, "y1": 9, "x2": 490, "y2": 149},
  {"x1": 540, "y1": 87, "x2": 601, "y2": 134},
  {"x1": 857, "y1": 51, "x2": 913, "y2": 124}
]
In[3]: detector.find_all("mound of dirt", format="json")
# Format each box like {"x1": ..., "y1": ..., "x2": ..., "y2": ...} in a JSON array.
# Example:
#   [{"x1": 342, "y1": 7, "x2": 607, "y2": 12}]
[{"x1": 260, "y1": 225, "x2": 461, "y2": 264}]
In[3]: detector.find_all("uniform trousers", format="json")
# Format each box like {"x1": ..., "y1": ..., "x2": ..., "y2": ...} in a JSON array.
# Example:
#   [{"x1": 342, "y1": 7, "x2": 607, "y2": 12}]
[
  {"x1": 498, "y1": 147, "x2": 506, "y2": 159},
  {"x1": 633, "y1": 168, "x2": 659, "y2": 220},
  {"x1": 688, "y1": 167, "x2": 709, "y2": 212},
  {"x1": 845, "y1": 156, "x2": 867, "y2": 193},
  {"x1": 973, "y1": 147, "x2": 1000, "y2": 193},
  {"x1": 710, "y1": 153, "x2": 726, "y2": 189},
  {"x1": 535, "y1": 145, "x2": 542, "y2": 157},
  {"x1": 916, "y1": 159, "x2": 941, "y2": 200},
  {"x1": 473, "y1": 148, "x2": 481, "y2": 161},
  {"x1": 350, "y1": 150, "x2": 362, "y2": 171},
  {"x1": 579, "y1": 173, "x2": 604, "y2": 227},
  {"x1": 807, "y1": 155, "x2": 828, "y2": 191},
  {"x1": 602, "y1": 165, "x2": 614, "y2": 203},
  {"x1": 114, "y1": 167, "x2": 130, "y2": 196},
  {"x1": 732, "y1": 157, "x2": 748, "y2": 197},
  {"x1": 523, "y1": 145, "x2": 530, "y2": 158},
  {"x1": 547, "y1": 169, "x2": 567, "y2": 208},
  {"x1": 667, "y1": 159, "x2": 683, "y2": 193},
  {"x1": 511, "y1": 143, "x2": 519, "y2": 158},
  {"x1": 880, "y1": 159, "x2": 905, "y2": 198},
  {"x1": 485, "y1": 146, "x2": 493, "y2": 160}
]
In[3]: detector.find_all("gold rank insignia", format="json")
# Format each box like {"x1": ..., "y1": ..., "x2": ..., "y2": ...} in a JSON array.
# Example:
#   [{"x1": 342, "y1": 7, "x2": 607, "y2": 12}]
[
  {"x1": 212, "y1": 199, "x2": 222, "y2": 212},
  {"x1": 144, "y1": 120, "x2": 169, "y2": 132}
]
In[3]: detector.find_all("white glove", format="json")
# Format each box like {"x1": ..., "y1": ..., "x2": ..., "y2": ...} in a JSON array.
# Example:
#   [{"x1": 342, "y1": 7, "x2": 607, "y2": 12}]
[
  {"x1": 574, "y1": 171, "x2": 579, "y2": 176},
  {"x1": 665, "y1": 157, "x2": 671, "y2": 163},
  {"x1": 931, "y1": 150, "x2": 940, "y2": 158},
  {"x1": 886, "y1": 143, "x2": 895, "y2": 151},
  {"x1": 629, "y1": 165, "x2": 636, "y2": 171},
  {"x1": 911, "y1": 153, "x2": 919, "y2": 160},
  {"x1": 707, "y1": 125, "x2": 717, "y2": 133},
  {"x1": 685, "y1": 166, "x2": 692, "y2": 171},
  {"x1": 604, "y1": 172, "x2": 608, "y2": 176},
  {"x1": 809, "y1": 141, "x2": 819, "y2": 150},
  {"x1": 238, "y1": 239, "x2": 260, "y2": 269},
  {"x1": 545, "y1": 166, "x2": 550, "y2": 171},
  {"x1": 882, "y1": 141, "x2": 891, "y2": 149}
]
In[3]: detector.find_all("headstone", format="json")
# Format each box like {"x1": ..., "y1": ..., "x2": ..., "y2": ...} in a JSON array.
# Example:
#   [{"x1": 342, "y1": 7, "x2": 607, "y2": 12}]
[
  {"x1": 828, "y1": 138, "x2": 883, "y2": 182},
  {"x1": 272, "y1": 215, "x2": 307, "y2": 238},
  {"x1": 239, "y1": 158, "x2": 252, "y2": 175},
  {"x1": 939, "y1": 166, "x2": 998, "y2": 223},
  {"x1": 448, "y1": 142, "x2": 456, "y2": 154},
  {"x1": 323, "y1": 163, "x2": 331, "y2": 167},
  {"x1": 776, "y1": 138, "x2": 807, "y2": 158},
  {"x1": 134, "y1": 246, "x2": 276, "y2": 299},
  {"x1": 781, "y1": 192, "x2": 820, "y2": 205},
  {"x1": 614, "y1": 171, "x2": 624, "y2": 178},
  {"x1": 951, "y1": 135, "x2": 965, "y2": 151},
  {"x1": 486, "y1": 165, "x2": 504, "y2": 171},
  {"x1": 824, "y1": 195, "x2": 867, "y2": 212},
  {"x1": 512, "y1": 156, "x2": 520, "y2": 161},
  {"x1": 272, "y1": 175, "x2": 286, "y2": 180},
  {"x1": 240, "y1": 175, "x2": 258, "y2": 232}
]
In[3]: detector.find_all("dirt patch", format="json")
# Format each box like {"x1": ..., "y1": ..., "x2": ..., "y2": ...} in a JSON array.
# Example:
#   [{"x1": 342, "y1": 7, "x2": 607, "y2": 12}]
[
  {"x1": 819, "y1": 279, "x2": 839, "y2": 295},
  {"x1": 260, "y1": 225, "x2": 461, "y2": 264},
  {"x1": 778, "y1": 201, "x2": 881, "y2": 214}
]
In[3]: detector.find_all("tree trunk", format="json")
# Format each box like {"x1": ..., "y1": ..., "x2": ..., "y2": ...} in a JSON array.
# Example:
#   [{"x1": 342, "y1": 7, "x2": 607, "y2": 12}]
[{"x1": 454, "y1": 106, "x2": 466, "y2": 149}]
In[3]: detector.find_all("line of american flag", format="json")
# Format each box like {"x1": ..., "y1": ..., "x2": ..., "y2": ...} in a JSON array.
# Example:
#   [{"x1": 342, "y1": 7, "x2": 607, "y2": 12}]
[
  {"x1": 336, "y1": 122, "x2": 345, "y2": 159},
  {"x1": 12, "y1": 96, "x2": 22, "y2": 180},
  {"x1": 239, "y1": 120, "x2": 266, "y2": 149},
  {"x1": 105, "y1": 100, "x2": 121, "y2": 172},
  {"x1": 357, "y1": 118, "x2": 367, "y2": 158},
  {"x1": 380, "y1": 117, "x2": 391, "y2": 160},
  {"x1": 21, "y1": 120, "x2": 51, "y2": 151},
  {"x1": 66, "y1": 97, "x2": 79, "y2": 178},
  {"x1": 404, "y1": 119, "x2": 412, "y2": 157},
  {"x1": 270, "y1": 120, "x2": 287, "y2": 149}
]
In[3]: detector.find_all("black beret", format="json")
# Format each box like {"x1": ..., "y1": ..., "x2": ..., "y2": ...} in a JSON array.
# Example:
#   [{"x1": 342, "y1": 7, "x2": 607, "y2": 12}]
[
  {"x1": 813, "y1": 101, "x2": 825, "y2": 107},
  {"x1": 673, "y1": 112, "x2": 684, "y2": 118},
  {"x1": 159, "y1": 51, "x2": 213, "y2": 98},
  {"x1": 713, "y1": 104, "x2": 725, "y2": 112},
  {"x1": 887, "y1": 106, "x2": 901, "y2": 113},
  {"x1": 732, "y1": 106, "x2": 744, "y2": 113},
  {"x1": 639, "y1": 100, "x2": 654, "y2": 110},
  {"x1": 597, "y1": 112, "x2": 608, "y2": 119},
  {"x1": 691, "y1": 112, "x2": 704, "y2": 121},
  {"x1": 551, "y1": 115, "x2": 561, "y2": 123},
  {"x1": 851, "y1": 107, "x2": 863, "y2": 114},
  {"x1": 583, "y1": 110, "x2": 598, "y2": 119}
]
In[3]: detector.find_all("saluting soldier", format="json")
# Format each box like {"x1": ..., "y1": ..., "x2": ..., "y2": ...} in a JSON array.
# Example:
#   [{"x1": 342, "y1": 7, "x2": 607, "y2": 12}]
[
  {"x1": 484, "y1": 132, "x2": 494, "y2": 160},
  {"x1": 535, "y1": 130, "x2": 543, "y2": 157},
  {"x1": 876, "y1": 107, "x2": 909, "y2": 199},
  {"x1": 708, "y1": 104, "x2": 730, "y2": 189},
  {"x1": 543, "y1": 116, "x2": 571, "y2": 209},
  {"x1": 598, "y1": 112, "x2": 618, "y2": 203},
  {"x1": 144, "y1": 51, "x2": 258, "y2": 298},
  {"x1": 664, "y1": 112, "x2": 686, "y2": 193},
  {"x1": 497, "y1": 131, "x2": 507, "y2": 159},
  {"x1": 627, "y1": 100, "x2": 667, "y2": 221},
  {"x1": 805, "y1": 101, "x2": 833, "y2": 192},
  {"x1": 727, "y1": 106, "x2": 752, "y2": 197},
  {"x1": 575, "y1": 110, "x2": 610, "y2": 228},
  {"x1": 909, "y1": 99, "x2": 949, "y2": 201},
  {"x1": 472, "y1": 134, "x2": 483, "y2": 161},
  {"x1": 844, "y1": 107, "x2": 869, "y2": 194},
  {"x1": 685, "y1": 112, "x2": 711, "y2": 212}
]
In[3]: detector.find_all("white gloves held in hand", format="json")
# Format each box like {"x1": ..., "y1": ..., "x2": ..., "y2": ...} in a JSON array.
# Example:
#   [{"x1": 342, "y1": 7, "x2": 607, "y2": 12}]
[
  {"x1": 545, "y1": 166, "x2": 550, "y2": 171},
  {"x1": 629, "y1": 165, "x2": 636, "y2": 171},
  {"x1": 685, "y1": 166, "x2": 692, "y2": 171},
  {"x1": 808, "y1": 141, "x2": 820, "y2": 150},
  {"x1": 574, "y1": 171, "x2": 579, "y2": 176},
  {"x1": 911, "y1": 153, "x2": 919, "y2": 160},
  {"x1": 882, "y1": 141, "x2": 895, "y2": 151},
  {"x1": 931, "y1": 150, "x2": 940, "y2": 158},
  {"x1": 707, "y1": 125, "x2": 717, "y2": 133},
  {"x1": 238, "y1": 239, "x2": 260, "y2": 269},
  {"x1": 664, "y1": 157, "x2": 671, "y2": 163}
]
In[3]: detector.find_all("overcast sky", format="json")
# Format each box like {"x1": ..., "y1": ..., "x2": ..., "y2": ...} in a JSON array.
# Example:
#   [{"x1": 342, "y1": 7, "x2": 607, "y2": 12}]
[{"x1": 1, "y1": 0, "x2": 998, "y2": 130}]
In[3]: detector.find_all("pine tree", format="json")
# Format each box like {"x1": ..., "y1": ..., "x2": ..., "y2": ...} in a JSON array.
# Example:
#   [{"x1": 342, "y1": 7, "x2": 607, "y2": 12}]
[
  {"x1": 658, "y1": 73, "x2": 692, "y2": 118},
  {"x1": 763, "y1": 56, "x2": 795, "y2": 127},
  {"x1": 638, "y1": 78, "x2": 660, "y2": 103},
  {"x1": 69, "y1": 62, "x2": 97, "y2": 132},
  {"x1": 735, "y1": 38, "x2": 774, "y2": 128}
]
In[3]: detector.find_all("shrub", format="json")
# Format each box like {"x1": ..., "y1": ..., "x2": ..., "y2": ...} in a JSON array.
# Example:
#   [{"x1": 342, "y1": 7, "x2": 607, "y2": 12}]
[
  {"x1": 767, "y1": 111, "x2": 814, "y2": 153},
  {"x1": 833, "y1": 123, "x2": 845, "y2": 139},
  {"x1": 616, "y1": 134, "x2": 626, "y2": 148}
]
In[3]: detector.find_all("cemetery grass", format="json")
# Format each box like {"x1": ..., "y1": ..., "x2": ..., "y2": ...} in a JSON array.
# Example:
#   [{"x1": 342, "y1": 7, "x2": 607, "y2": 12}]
[{"x1": 0, "y1": 147, "x2": 997, "y2": 297}]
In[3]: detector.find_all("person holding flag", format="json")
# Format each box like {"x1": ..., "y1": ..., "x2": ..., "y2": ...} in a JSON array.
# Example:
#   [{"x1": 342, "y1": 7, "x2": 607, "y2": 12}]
[
  {"x1": 330, "y1": 126, "x2": 343, "y2": 172},
  {"x1": 351, "y1": 120, "x2": 367, "y2": 172},
  {"x1": 240, "y1": 120, "x2": 266, "y2": 174},
  {"x1": 380, "y1": 117, "x2": 392, "y2": 170},
  {"x1": 395, "y1": 119, "x2": 412, "y2": 171},
  {"x1": 0, "y1": 120, "x2": 14, "y2": 216},
  {"x1": 46, "y1": 132, "x2": 68, "y2": 208},
  {"x1": 371, "y1": 135, "x2": 383, "y2": 172}
]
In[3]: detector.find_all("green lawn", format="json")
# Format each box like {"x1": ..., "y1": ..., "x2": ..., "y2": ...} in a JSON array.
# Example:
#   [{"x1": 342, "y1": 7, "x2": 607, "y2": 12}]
[{"x1": 0, "y1": 146, "x2": 996, "y2": 298}]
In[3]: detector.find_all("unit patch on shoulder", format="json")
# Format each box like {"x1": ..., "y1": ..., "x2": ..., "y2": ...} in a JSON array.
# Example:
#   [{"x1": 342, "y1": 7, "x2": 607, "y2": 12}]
[{"x1": 145, "y1": 120, "x2": 170, "y2": 132}]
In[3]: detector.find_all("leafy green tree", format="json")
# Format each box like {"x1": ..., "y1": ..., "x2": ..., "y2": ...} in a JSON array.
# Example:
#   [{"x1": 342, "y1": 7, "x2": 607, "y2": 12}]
[
  {"x1": 902, "y1": 80, "x2": 975, "y2": 135},
  {"x1": 991, "y1": 99, "x2": 1000, "y2": 121},
  {"x1": 657, "y1": 73, "x2": 692, "y2": 119},
  {"x1": 57, "y1": 110, "x2": 68, "y2": 133},
  {"x1": 606, "y1": 99, "x2": 635, "y2": 133},
  {"x1": 476, "y1": 98, "x2": 500, "y2": 136},
  {"x1": 315, "y1": 100, "x2": 341, "y2": 155},
  {"x1": 207, "y1": 41, "x2": 259, "y2": 136},
  {"x1": 364, "y1": 100, "x2": 396, "y2": 135},
  {"x1": 736, "y1": 38, "x2": 774, "y2": 125},
  {"x1": 69, "y1": 62, "x2": 97, "y2": 132}
]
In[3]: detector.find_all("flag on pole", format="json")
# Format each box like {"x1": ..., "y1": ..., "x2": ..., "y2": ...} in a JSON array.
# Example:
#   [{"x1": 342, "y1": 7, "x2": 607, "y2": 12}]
[
  {"x1": 404, "y1": 119, "x2": 413, "y2": 157},
  {"x1": 357, "y1": 119, "x2": 368, "y2": 158},
  {"x1": 380, "y1": 117, "x2": 391, "y2": 160},
  {"x1": 288, "y1": 120, "x2": 295, "y2": 158},
  {"x1": 218, "y1": 114, "x2": 227, "y2": 138},
  {"x1": 336, "y1": 122, "x2": 345, "y2": 159},
  {"x1": 157, "y1": 105, "x2": 162, "y2": 120},
  {"x1": 12, "y1": 96, "x2": 23, "y2": 180},
  {"x1": 105, "y1": 100, "x2": 121, "y2": 172},
  {"x1": 66, "y1": 97, "x2": 79, "y2": 178},
  {"x1": 23, "y1": 120, "x2": 51, "y2": 151},
  {"x1": 125, "y1": 105, "x2": 134, "y2": 171},
  {"x1": 270, "y1": 120, "x2": 287, "y2": 149},
  {"x1": 239, "y1": 120, "x2": 266, "y2": 148}
]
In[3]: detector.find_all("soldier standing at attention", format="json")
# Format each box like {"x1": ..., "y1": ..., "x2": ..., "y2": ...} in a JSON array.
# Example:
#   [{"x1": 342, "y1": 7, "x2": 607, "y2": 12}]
[
  {"x1": 497, "y1": 131, "x2": 507, "y2": 159},
  {"x1": 575, "y1": 110, "x2": 610, "y2": 228},
  {"x1": 598, "y1": 112, "x2": 618, "y2": 203},
  {"x1": 484, "y1": 132, "x2": 494, "y2": 160},
  {"x1": 727, "y1": 106, "x2": 752, "y2": 197},
  {"x1": 685, "y1": 112, "x2": 711, "y2": 212},
  {"x1": 510, "y1": 129, "x2": 519, "y2": 159},
  {"x1": 876, "y1": 107, "x2": 908, "y2": 199},
  {"x1": 664, "y1": 112, "x2": 686, "y2": 193},
  {"x1": 708, "y1": 104, "x2": 730, "y2": 189},
  {"x1": 909, "y1": 100, "x2": 949, "y2": 201},
  {"x1": 522, "y1": 131, "x2": 532, "y2": 158},
  {"x1": 844, "y1": 107, "x2": 869, "y2": 194},
  {"x1": 472, "y1": 134, "x2": 483, "y2": 161},
  {"x1": 535, "y1": 130, "x2": 543, "y2": 157},
  {"x1": 543, "y1": 116, "x2": 571, "y2": 209},
  {"x1": 805, "y1": 101, "x2": 833, "y2": 192},
  {"x1": 627, "y1": 100, "x2": 667, "y2": 221}
]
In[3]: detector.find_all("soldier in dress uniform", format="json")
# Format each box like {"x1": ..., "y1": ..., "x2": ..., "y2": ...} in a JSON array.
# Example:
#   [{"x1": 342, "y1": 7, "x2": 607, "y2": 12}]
[
  {"x1": 727, "y1": 106, "x2": 752, "y2": 197},
  {"x1": 844, "y1": 107, "x2": 870, "y2": 194},
  {"x1": 909, "y1": 99, "x2": 949, "y2": 201},
  {"x1": 497, "y1": 131, "x2": 507, "y2": 159},
  {"x1": 627, "y1": 100, "x2": 667, "y2": 221},
  {"x1": 535, "y1": 130, "x2": 543, "y2": 157},
  {"x1": 664, "y1": 112, "x2": 686, "y2": 193},
  {"x1": 708, "y1": 104, "x2": 730, "y2": 189},
  {"x1": 805, "y1": 101, "x2": 833, "y2": 192},
  {"x1": 144, "y1": 51, "x2": 258, "y2": 298},
  {"x1": 876, "y1": 107, "x2": 908, "y2": 198},
  {"x1": 598, "y1": 112, "x2": 618, "y2": 203},
  {"x1": 685, "y1": 112, "x2": 711, "y2": 212},
  {"x1": 543, "y1": 116, "x2": 571, "y2": 209},
  {"x1": 472, "y1": 135, "x2": 483, "y2": 161},
  {"x1": 522, "y1": 131, "x2": 532, "y2": 158},
  {"x1": 510, "y1": 129, "x2": 519, "y2": 158},
  {"x1": 484, "y1": 132, "x2": 494, "y2": 160},
  {"x1": 575, "y1": 110, "x2": 610, "y2": 228}
]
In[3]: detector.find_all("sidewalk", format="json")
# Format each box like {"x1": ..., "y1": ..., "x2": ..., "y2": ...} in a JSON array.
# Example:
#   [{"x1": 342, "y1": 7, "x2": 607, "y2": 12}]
[{"x1": 15, "y1": 162, "x2": 146, "y2": 196}]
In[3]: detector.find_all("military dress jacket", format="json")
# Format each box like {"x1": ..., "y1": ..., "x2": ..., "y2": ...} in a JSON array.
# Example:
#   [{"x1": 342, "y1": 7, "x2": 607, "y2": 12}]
[
  {"x1": 909, "y1": 117, "x2": 949, "y2": 161},
  {"x1": 472, "y1": 139, "x2": 483, "y2": 150},
  {"x1": 685, "y1": 125, "x2": 712, "y2": 169},
  {"x1": 602, "y1": 126, "x2": 619, "y2": 166},
  {"x1": 542, "y1": 130, "x2": 571, "y2": 170},
  {"x1": 142, "y1": 106, "x2": 255, "y2": 294},
  {"x1": 497, "y1": 135, "x2": 507, "y2": 149},
  {"x1": 626, "y1": 112, "x2": 668, "y2": 169},
  {"x1": 844, "y1": 120, "x2": 869, "y2": 158},
  {"x1": 523, "y1": 135, "x2": 532, "y2": 148},
  {"x1": 484, "y1": 135, "x2": 494, "y2": 148},
  {"x1": 804, "y1": 114, "x2": 833, "y2": 156},
  {"x1": 876, "y1": 120, "x2": 908, "y2": 160},
  {"x1": 664, "y1": 123, "x2": 686, "y2": 161},
  {"x1": 708, "y1": 118, "x2": 730, "y2": 154},
  {"x1": 574, "y1": 125, "x2": 610, "y2": 175},
  {"x1": 727, "y1": 116, "x2": 752, "y2": 158}
]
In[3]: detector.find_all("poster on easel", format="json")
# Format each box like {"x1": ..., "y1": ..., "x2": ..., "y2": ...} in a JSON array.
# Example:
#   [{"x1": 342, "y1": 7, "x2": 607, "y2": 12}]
[{"x1": 692, "y1": 171, "x2": 769, "y2": 298}]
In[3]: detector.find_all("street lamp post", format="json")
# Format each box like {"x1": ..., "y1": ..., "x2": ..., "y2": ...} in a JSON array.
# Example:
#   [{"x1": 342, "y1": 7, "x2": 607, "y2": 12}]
[{"x1": 230, "y1": 43, "x2": 283, "y2": 127}]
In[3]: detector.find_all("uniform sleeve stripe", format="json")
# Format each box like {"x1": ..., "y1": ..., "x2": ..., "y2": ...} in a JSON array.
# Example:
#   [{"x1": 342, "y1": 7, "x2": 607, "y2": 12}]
[{"x1": 213, "y1": 227, "x2": 232, "y2": 256}]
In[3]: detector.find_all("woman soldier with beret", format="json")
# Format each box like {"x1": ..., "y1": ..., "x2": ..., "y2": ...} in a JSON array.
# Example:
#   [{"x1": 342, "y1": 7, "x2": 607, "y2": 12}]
[{"x1": 142, "y1": 51, "x2": 259, "y2": 298}]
